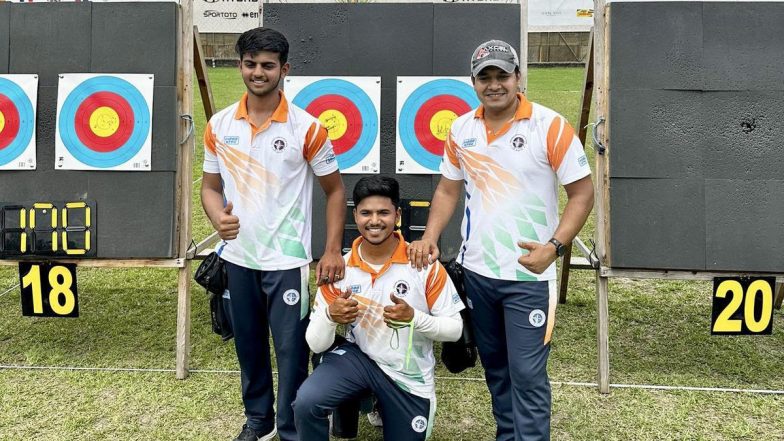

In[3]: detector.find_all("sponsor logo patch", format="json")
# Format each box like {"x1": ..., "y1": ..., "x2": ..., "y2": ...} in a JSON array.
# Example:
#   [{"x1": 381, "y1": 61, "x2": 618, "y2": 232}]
[
  {"x1": 283, "y1": 289, "x2": 300, "y2": 306},
  {"x1": 578, "y1": 155, "x2": 588, "y2": 167},
  {"x1": 466, "y1": 298, "x2": 473, "y2": 309},
  {"x1": 452, "y1": 293, "x2": 461, "y2": 304},
  {"x1": 351, "y1": 284, "x2": 362, "y2": 294},
  {"x1": 462, "y1": 138, "x2": 477, "y2": 148},
  {"x1": 325, "y1": 152, "x2": 336, "y2": 164},
  {"x1": 223, "y1": 136, "x2": 239, "y2": 146}
]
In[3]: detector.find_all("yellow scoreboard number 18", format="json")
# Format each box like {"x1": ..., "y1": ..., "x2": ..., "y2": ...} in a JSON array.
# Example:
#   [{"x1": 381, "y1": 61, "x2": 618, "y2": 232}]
[
  {"x1": 19, "y1": 262, "x2": 79, "y2": 318},
  {"x1": 711, "y1": 277, "x2": 774, "y2": 335}
]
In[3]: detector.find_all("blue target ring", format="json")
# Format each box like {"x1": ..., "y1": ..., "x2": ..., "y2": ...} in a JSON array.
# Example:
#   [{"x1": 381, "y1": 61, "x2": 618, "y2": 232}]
[
  {"x1": 0, "y1": 77, "x2": 35, "y2": 167},
  {"x1": 399, "y1": 79, "x2": 480, "y2": 171},
  {"x1": 59, "y1": 76, "x2": 150, "y2": 168},
  {"x1": 292, "y1": 79, "x2": 377, "y2": 170}
]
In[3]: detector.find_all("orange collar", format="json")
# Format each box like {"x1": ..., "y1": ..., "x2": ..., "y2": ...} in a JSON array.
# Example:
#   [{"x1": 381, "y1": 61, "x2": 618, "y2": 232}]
[
  {"x1": 234, "y1": 90, "x2": 289, "y2": 124},
  {"x1": 347, "y1": 231, "x2": 409, "y2": 274},
  {"x1": 474, "y1": 92, "x2": 532, "y2": 120}
]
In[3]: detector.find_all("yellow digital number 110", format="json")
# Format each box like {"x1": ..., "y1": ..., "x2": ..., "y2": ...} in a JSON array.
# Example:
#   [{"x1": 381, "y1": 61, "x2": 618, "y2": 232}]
[{"x1": 24, "y1": 201, "x2": 91, "y2": 255}]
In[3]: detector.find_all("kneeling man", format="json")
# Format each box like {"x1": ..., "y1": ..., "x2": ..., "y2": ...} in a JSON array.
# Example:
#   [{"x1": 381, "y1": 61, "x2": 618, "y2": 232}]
[{"x1": 293, "y1": 176, "x2": 465, "y2": 440}]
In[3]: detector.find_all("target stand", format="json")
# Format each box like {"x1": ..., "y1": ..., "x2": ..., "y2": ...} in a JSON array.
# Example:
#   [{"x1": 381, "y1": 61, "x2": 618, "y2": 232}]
[
  {"x1": 579, "y1": 0, "x2": 784, "y2": 394},
  {"x1": 0, "y1": 0, "x2": 196, "y2": 379}
]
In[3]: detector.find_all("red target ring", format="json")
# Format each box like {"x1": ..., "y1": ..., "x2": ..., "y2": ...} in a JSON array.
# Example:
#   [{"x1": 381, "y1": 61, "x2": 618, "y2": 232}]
[
  {"x1": 0, "y1": 94, "x2": 21, "y2": 150},
  {"x1": 413, "y1": 95, "x2": 471, "y2": 156},
  {"x1": 305, "y1": 94, "x2": 362, "y2": 155},
  {"x1": 73, "y1": 91, "x2": 134, "y2": 153}
]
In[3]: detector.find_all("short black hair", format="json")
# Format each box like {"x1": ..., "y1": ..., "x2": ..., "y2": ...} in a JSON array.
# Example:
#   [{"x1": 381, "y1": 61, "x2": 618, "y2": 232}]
[
  {"x1": 235, "y1": 27, "x2": 289, "y2": 64},
  {"x1": 353, "y1": 176, "x2": 400, "y2": 210}
]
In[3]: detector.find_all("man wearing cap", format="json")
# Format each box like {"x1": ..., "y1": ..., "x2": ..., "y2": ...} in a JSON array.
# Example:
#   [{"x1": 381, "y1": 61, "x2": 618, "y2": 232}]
[{"x1": 409, "y1": 40, "x2": 594, "y2": 440}]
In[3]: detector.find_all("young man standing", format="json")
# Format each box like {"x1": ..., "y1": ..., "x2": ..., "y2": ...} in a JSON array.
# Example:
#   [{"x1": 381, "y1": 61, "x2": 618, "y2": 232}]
[
  {"x1": 201, "y1": 28, "x2": 346, "y2": 441},
  {"x1": 293, "y1": 176, "x2": 465, "y2": 440},
  {"x1": 409, "y1": 40, "x2": 594, "y2": 440}
]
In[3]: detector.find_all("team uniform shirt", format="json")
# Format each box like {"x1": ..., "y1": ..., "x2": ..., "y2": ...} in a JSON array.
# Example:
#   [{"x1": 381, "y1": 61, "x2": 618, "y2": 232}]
[
  {"x1": 203, "y1": 91, "x2": 338, "y2": 271},
  {"x1": 441, "y1": 93, "x2": 591, "y2": 282},
  {"x1": 312, "y1": 232, "x2": 465, "y2": 400}
]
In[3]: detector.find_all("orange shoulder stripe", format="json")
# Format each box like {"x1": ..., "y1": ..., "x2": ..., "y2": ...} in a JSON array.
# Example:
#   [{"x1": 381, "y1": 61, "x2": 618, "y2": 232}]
[
  {"x1": 203, "y1": 121, "x2": 217, "y2": 156},
  {"x1": 320, "y1": 283, "x2": 342, "y2": 305},
  {"x1": 304, "y1": 123, "x2": 329, "y2": 162},
  {"x1": 546, "y1": 116, "x2": 575, "y2": 171},
  {"x1": 445, "y1": 134, "x2": 461, "y2": 169},
  {"x1": 303, "y1": 123, "x2": 316, "y2": 154},
  {"x1": 425, "y1": 262, "x2": 448, "y2": 310}
]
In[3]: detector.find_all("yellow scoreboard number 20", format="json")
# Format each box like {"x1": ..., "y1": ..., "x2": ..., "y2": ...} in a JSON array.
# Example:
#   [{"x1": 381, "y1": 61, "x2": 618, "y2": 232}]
[
  {"x1": 711, "y1": 277, "x2": 774, "y2": 335},
  {"x1": 19, "y1": 262, "x2": 79, "y2": 318}
]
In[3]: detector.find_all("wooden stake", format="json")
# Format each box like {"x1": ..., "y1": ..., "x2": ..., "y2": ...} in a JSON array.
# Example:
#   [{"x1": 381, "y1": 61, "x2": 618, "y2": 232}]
[
  {"x1": 193, "y1": 26, "x2": 216, "y2": 121},
  {"x1": 596, "y1": 272, "x2": 610, "y2": 394},
  {"x1": 176, "y1": 0, "x2": 195, "y2": 380},
  {"x1": 775, "y1": 282, "x2": 783, "y2": 310},
  {"x1": 559, "y1": 29, "x2": 595, "y2": 304},
  {"x1": 594, "y1": 0, "x2": 611, "y2": 394}
]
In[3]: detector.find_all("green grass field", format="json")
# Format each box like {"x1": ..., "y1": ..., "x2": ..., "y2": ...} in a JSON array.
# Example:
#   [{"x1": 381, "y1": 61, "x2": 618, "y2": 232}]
[{"x1": 1, "y1": 67, "x2": 782, "y2": 440}]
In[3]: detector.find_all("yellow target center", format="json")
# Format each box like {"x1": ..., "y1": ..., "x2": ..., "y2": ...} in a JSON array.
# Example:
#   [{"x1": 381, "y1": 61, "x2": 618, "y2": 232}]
[
  {"x1": 319, "y1": 109, "x2": 348, "y2": 140},
  {"x1": 0, "y1": 111, "x2": 5, "y2": 133},
  {"x1": 430, "y1": 110, "x2": 459, "y2": 141},
  {"x1": 89, "y1": 106, "x2": 120, "y2": 138}
]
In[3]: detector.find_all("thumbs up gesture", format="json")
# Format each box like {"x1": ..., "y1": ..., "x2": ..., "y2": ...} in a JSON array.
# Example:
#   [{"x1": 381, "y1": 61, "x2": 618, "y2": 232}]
[
  {"x1": 383, "y1": 293, "x2": 414, "y2": 326},
  {"x1": 328, "y1": 288, "x2": 359, "y2": 324},
  {"x1": 216, "y1": 201, "x2": 240, "y2": 240}
]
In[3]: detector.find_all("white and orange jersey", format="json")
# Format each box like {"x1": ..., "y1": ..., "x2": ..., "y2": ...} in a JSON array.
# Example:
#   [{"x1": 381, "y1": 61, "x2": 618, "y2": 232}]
[
  {"x1": 312, "y1": 232, "x2": 464, "y2": 400},
  {"x1": 203, "y1": 91, "x2": 338, "y2": 270},
  {"x1": 440, "y1": 93, "x2": 591, "y2": 281}
]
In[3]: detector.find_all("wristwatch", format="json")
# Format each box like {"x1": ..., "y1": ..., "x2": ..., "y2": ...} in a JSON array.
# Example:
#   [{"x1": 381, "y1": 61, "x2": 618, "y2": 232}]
[{"x1": 547, "y1": 238, "x2": 566, "y2": 257}]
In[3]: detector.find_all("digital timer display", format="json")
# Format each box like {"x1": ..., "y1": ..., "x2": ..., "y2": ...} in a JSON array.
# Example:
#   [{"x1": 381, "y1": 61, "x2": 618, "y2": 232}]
[{"x1": 0, "y1": 201, "x2": 96, "y2": 257}]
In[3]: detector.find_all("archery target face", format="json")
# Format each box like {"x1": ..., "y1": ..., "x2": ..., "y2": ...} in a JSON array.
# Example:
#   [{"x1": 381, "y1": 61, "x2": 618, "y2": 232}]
[
  {"x1": 396, "y1": 77, "x2": 480, "y2": 174},
  {"x1": 0, "y1": 75, "x2": 37, "y2": 170},
  {"x1": 286, "y1": 77, "x2": 380, "y2": 174},
  {"x1": 55, "y1": 74, "x2": 153, "y2": 171}
]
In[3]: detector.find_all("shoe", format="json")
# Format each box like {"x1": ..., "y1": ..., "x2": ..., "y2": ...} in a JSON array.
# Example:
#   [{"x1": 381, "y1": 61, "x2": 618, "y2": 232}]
[
  {"x1": 233, "y1": 424, "x2": 277, "y2": 441},
  {"x1": 366, "y1": 410, "x2": 383, "y2": 427}
]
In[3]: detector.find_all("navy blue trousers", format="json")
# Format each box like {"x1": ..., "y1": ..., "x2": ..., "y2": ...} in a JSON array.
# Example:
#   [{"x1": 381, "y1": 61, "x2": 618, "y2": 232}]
[
  {"x1": 225, "y1": 261, "x2": 310, "y2": 441},
  {"x1": 293, "y1": 343, "x2": 432, "y2": 440},
  {"x1": 464, "y1": 268, "x2": 553, "y2": 441}
]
